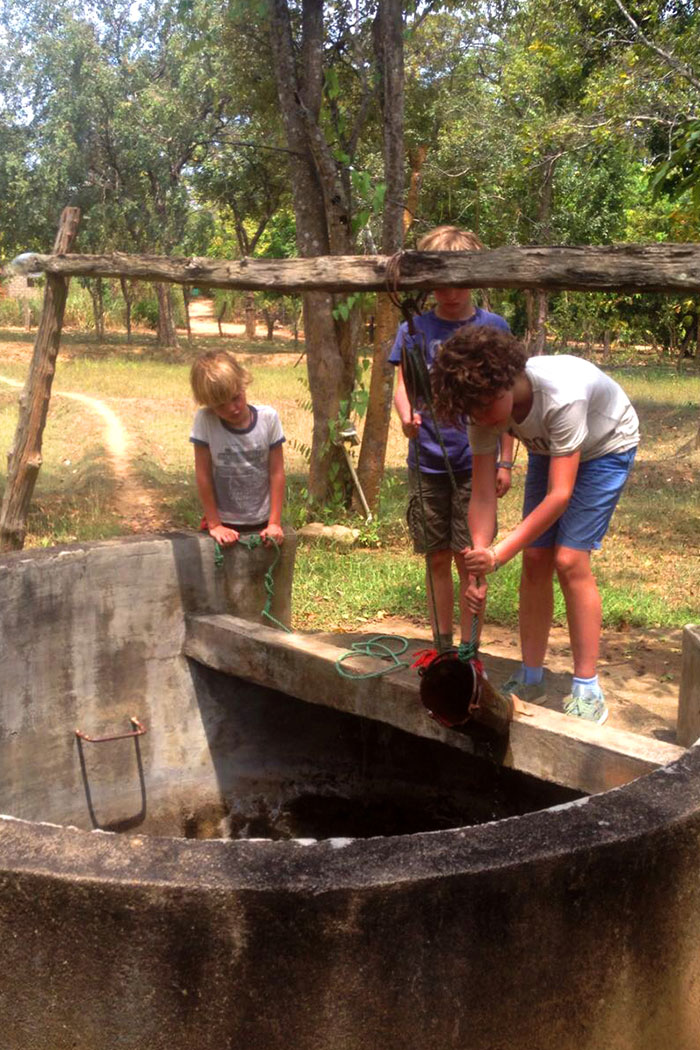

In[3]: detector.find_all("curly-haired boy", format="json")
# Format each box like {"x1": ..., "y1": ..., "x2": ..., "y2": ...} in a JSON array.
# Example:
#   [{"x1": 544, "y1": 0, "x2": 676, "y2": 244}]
[{"x1": 432, "y1": 326, "x2": 639, "y2": 724}]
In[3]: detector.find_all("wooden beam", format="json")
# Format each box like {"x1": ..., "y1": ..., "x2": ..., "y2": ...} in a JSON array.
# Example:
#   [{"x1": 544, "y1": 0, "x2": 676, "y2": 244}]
[
  {"x1": 184, "y1": 614, "x2": 685, "y2": 796},
  {"x1": 14, "y1": 242, "x2": 700, "y2": 294},
  {"x1": 0, "y1": 207, "x2": 81, "y2": 552},
  {"x1": 677, "y1": 624, "x2": 700, "y2": 747}
]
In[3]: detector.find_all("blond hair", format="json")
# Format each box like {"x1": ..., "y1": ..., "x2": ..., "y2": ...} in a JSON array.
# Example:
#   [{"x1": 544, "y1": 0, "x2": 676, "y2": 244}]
[
  {"x1": 190, "y1": 350, "x2": 251, "y2": 407},
  {"x1": 417, "y1": 225, "x2": 484, "y2": 252}
]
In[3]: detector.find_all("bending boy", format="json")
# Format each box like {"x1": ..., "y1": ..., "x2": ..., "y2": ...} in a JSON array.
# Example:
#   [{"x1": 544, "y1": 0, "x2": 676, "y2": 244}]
[
  {"x1": 431, "y1": 326, "x2": 639, "y2": 724},
  {"x1": 190, "y1": 350, "x2": 285, "y2": 547},
  {"x1": 389, "y1": 225, "x2": 514, "y2": 653}
]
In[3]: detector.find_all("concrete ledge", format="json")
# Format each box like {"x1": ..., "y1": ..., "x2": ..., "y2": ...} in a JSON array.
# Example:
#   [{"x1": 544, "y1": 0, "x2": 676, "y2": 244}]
[
  {"x1": 678, "y1": 624, "x2": 700, "y2": 747},
  {"x1": 184, "y1": 613, "x2": 685, "y2": 796}
]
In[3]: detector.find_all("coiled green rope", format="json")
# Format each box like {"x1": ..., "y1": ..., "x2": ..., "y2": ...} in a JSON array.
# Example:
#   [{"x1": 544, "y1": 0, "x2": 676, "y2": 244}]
[{"x1": 335, "y1": 634, "x2": 411, "y2": 679}]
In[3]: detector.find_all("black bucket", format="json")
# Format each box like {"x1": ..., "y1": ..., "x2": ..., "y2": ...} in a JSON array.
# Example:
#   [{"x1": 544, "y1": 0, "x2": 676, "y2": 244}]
[{"x1": 419, "y1": 650, "x2": 513, "y2": 738}]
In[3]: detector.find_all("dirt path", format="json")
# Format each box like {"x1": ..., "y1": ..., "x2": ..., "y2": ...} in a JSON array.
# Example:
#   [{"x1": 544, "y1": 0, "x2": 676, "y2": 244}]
[
  {"x1": 0, "y1": 374, "x2": 166, "y2": 531},
  {"x1": 188, "y1": 297, "x2": 297, "y2": 342}
]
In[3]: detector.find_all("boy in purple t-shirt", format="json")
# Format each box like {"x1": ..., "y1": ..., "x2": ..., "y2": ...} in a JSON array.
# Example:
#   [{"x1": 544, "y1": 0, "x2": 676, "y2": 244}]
[{"x1": 389, "y1": 226, "x2": 513, "y2": 652}]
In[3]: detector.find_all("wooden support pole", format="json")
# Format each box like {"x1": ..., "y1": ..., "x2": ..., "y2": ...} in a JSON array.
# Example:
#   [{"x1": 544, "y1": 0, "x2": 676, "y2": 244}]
[
  {"x1": 677, "y1": 624, "x2": 700, "y2": 747},
  {"x1": 13, "y1": 242, "x2": 700, "y2": 294},
  {"x1": 0, "y1": 207, "x2": 81, "y2": 552},
  {"x1": 184, "y1": 614, "x2": 685, "y2": 796}
]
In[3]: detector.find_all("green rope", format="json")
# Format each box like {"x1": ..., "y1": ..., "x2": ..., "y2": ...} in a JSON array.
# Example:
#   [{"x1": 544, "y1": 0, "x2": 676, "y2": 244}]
[
  {"x1": 214, "y1": 535, "x2": 292, "y2": 633},
  {"x1": 335, "y1": 634, "x2": 411, "y2": 679}
]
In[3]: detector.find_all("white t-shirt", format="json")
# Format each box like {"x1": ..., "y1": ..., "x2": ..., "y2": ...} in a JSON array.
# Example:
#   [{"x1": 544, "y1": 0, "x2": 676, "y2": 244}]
[
  {"x1": 468, "y1": 355, "x2": 639, "y2": 461},
  {"x1": 190, "y1": 404, "x2": 285, "y2": 524}
]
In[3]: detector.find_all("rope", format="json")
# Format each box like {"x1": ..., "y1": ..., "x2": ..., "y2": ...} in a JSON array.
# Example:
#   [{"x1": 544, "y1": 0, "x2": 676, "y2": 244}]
[
  {"x1": 214, "y1": 535, "x2": 292, "y2": 633},
  {"x1": 335, "y1": 634, "x2": 411, "y2": 679}
]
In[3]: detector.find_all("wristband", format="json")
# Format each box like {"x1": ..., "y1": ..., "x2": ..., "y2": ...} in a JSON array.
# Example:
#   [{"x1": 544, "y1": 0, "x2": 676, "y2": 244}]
[
  {"x1": 488, "y1": 546, "x2": 500, "y2": 573},
  {"x1": 496, "y1": 460, "x2": 513, "y2": 470}
]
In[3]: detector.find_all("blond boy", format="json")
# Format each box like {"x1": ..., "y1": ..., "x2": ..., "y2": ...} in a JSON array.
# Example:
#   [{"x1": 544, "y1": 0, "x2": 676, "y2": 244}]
[{"x1": 190, "y1": 350, "x2": 285, "y2": 546}]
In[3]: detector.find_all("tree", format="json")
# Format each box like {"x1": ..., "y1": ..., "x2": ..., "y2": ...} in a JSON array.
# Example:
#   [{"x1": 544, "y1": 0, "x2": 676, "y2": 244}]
[
  {"x1": 266, "y1": 0, "x2": 373, "y2": 504},
  {"x1": 355, "y1": 0, "x2": 405, "y2": 512},
  {"x1": 0, "y1": 0, "x2": 236, "y2": 346}
]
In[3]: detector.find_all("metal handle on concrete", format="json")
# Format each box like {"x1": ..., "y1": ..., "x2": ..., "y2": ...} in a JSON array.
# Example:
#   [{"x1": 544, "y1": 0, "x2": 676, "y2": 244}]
[{"x1": 75, "y1": 717, "x2": 147, "y2": 743}]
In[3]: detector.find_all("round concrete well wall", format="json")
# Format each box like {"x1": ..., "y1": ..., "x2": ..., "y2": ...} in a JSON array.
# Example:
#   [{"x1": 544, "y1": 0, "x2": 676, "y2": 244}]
[{"x1": 1, "y1": 535, "x2": 699, "y2": 1050}]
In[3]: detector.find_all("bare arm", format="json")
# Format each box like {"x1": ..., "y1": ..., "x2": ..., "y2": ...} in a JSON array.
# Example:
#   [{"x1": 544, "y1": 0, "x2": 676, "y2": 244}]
[
  {"x1": 466, "y1": 450, "x2": 581, "y2": 574},
  {"x1": 193, "y1": 444, "x2": 239, "y2": 545},
  {"x1": 394, "y1": 364, "x2": 422, "y2": 439},
  {"x1": 495, "y1": 432, "x2": 515, "y2": 498},
  {"x1": 260, "y1": 443, "x2": 285, "y2": 545},
  {"x1": 468, "y1": 452, "x2": 499, "y2": 550}
]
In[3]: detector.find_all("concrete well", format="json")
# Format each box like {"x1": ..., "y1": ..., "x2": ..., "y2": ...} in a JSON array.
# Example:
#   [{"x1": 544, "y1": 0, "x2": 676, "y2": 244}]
[{"x1": 1, "y1": 534, "x2": 699, "y2": 1050}]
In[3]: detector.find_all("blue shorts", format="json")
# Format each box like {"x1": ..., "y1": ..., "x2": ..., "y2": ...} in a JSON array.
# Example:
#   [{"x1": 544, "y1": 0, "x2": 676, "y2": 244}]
[{"x1": 523, "y1": 447, "x2": 637, "y2": 551}]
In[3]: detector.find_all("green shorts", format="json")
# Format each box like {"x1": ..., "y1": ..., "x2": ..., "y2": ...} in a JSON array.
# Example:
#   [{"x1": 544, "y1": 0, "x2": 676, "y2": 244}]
[{"x1": 407, "y1": 469, "x2": 472, "y2": 555}]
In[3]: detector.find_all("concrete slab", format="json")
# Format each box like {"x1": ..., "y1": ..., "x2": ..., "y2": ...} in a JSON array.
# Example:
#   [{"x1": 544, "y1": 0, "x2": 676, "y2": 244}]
[{"x1": 184, "y1": 613, "x2": 684, "y2": 796}]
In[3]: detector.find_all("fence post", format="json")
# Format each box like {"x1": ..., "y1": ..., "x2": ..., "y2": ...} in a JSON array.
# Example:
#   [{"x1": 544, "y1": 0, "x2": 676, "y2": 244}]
[
  {"x1": 677, "y1": 624, "x2": 700, "y2": 747},
  {"x1": 0, "y1": 206, "x2": 81, "y2": 551}
]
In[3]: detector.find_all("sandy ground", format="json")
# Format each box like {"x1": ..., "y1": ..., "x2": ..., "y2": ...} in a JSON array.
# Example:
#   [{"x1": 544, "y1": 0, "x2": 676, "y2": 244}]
[{"x1": 317, "y1": 616, "x2": 683, "y2": 744}]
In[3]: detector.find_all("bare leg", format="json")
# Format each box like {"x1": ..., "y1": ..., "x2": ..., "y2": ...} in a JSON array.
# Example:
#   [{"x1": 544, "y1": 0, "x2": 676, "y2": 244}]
[
  {"x1": 455, "y1": 550, "x2": 482, "y2": 646},
  {"x1": 554, "y1": 546, "x2": 600, "y2": 678},
  {"x1": 519, "y1": 547, "x2": 556, "y2": 667},
  {"x1": 425, "y1": 548, "x2": 454, "y2": 642}
]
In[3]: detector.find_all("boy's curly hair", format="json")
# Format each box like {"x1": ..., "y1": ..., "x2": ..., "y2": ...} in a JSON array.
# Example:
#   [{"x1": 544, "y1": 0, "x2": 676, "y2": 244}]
[
  {"x1": 190, "y1": 350, "x2": 251, "y2": 407},
  {"x1": 431, "y1": 326, "x2": 527, "y2": 424}
]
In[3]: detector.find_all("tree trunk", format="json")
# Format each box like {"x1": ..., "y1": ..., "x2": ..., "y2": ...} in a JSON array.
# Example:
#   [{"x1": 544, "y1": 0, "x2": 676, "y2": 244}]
[
  {"x1": 217, "y1": 298, "x2": 228, "y2": 337},
  {"x1": 154, "y1": 282, "x2": 178, "y2": 348},
  {"x1": 403, "y1": 146, "x2": 427, "y2": 237},
  {"x1": 355, "y1": 0, "x2": 404, "y2": 513},
  {"x1": 244, "y1": 291, "x2": 257, "y2": 340},
  {"x1": 263, "y1": 308, "x2": 275, "y2": 340},
  {"x1": 0, "y1": 207, "x2": 81, "y2": 551},
  {"x1": 119, "y1": 276, "x2": 133, "y2": 343},
  {"x1": 268, "y1": 0, "x2": 359, "y2": 506},
  {"x1": 182, "y1": 286, "x2": 192, "y2": 343},
  {"x1": 530, "y1": 290, "x2": 549, "y2": 355},
  {"x1": 527, "y1": 156, "x2": 556, "y2": 355},
  {"x1": 88, "y1": 277, "x2": 105, "y2": 341}
]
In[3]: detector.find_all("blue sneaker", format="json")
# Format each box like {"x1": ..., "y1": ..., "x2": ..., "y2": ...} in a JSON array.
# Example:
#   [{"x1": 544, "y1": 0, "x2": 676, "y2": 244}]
[
  {"x1": 563, "y1": 684, "x2": 608, "y2": 725},
  {"x1": 500, "y1": 671, "x2": 546, "y2": 704}
]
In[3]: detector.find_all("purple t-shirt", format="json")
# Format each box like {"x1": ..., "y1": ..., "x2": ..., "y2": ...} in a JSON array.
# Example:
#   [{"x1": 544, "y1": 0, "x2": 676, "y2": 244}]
[{"x1": 389, "y1": 307, "x2": 510, "y2": 473}]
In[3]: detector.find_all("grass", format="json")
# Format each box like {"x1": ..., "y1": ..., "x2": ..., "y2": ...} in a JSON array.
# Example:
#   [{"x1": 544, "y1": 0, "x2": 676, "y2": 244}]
[{"x1": 1, "y1": 323, "x2": 699, "y2": 632}]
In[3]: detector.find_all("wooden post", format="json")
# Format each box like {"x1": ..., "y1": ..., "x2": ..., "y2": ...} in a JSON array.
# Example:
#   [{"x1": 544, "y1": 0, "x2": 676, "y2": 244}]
[
  {"x1": 677, "y1": 624, "x2": 700, "y2": 747},
  {"x1": 0, "y1": 207, "x2": 81, "y2": 551}
]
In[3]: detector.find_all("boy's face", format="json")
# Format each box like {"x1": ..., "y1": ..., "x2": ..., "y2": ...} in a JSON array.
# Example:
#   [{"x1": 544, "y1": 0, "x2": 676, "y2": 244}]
[
  {"x1": 469, "y1": 390, "x2": 513, "y2": 430},
  {"x1": 211, "y1": 389, "x2": 249, "y2": 426},
  {"x1": 432, "y1": 287, "x2": 473, "y2": 321}
]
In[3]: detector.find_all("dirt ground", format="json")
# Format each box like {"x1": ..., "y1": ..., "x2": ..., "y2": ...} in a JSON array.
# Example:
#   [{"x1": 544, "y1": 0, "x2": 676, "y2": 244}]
[{"x1": 319, "y1": 616, "x2": 683, "y2": 744}]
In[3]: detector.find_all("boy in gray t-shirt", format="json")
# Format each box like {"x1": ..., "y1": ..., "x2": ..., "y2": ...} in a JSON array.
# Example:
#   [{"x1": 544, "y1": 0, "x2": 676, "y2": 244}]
[
  {"x1": 431, "y1": 326, "x2": 639, "y2": 725},
  {"x1": 189, "y1": 350, "x2": 285, "y2": 548}
]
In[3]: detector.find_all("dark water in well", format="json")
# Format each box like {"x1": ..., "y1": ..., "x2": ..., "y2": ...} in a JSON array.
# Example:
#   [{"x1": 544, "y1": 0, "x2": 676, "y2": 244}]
[{"x1": 174, "y1": 662, "x2": 583, "y2": 841}]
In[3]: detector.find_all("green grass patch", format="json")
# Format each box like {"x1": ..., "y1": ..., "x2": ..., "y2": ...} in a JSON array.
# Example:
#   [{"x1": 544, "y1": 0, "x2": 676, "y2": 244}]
[{"x1": 1, "y1": 334, "x2": 698, "y2": 633}]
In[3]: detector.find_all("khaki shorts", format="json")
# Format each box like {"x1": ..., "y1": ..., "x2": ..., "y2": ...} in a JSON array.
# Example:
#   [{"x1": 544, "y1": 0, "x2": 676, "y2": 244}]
[{"x1": 407, "y1": 469, "x2": 472, "y2": 554}]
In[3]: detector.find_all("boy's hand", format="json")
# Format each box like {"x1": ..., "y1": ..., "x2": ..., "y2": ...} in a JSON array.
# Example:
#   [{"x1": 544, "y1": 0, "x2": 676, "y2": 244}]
[
  {"x1": 463, "y1": 546, "x2": 497, "y2": 575},
  {"x1": 401, "y1": 411, "x2": 422, "y2": 439},
  {"x1": 260, "y1": 522, "x2": 284, "y2": 546},
  {"x1": 464, "y1": 575, "x2": 488, "y2": 615},
  {"x1": 209, "y1": 523, "x2": 239, "y2": 546},
  {"x1": 495, "y1": 466, "x2": 512, "y2": 498}
]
